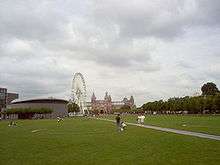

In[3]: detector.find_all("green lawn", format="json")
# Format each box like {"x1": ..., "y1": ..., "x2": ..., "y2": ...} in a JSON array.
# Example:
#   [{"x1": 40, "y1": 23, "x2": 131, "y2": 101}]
[
  {"x1": 101, "y1": 115, "x2": 220, "y2": 135},
  {"x1": 0, "y1": 118, "x2": 220, "y2": 165}
]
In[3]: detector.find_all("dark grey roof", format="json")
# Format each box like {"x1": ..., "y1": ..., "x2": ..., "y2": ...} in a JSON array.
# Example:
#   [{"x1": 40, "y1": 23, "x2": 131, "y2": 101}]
[{"x1": 11, "y1": 98, "x2": 68, "y2": 104}]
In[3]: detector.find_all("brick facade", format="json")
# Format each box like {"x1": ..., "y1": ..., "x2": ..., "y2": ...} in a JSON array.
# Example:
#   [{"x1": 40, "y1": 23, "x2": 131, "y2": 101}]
[{"x1": 89, "y1": 92, "x2": 135, "y2": 113}]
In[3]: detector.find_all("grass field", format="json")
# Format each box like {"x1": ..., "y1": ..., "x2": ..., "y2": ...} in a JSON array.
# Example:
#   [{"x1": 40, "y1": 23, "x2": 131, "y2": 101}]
[
  {"x1": 0, "y1": 118, "x2": 220, "y2": 165},
  {"x1": 101, "y1": 115, "x2": 220, "y2": 135}
]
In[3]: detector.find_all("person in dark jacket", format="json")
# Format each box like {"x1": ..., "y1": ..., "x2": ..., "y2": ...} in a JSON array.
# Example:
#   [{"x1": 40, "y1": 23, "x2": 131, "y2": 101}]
[{"x1": 115, "y1": 114, "x2": 121, "y2": 132}]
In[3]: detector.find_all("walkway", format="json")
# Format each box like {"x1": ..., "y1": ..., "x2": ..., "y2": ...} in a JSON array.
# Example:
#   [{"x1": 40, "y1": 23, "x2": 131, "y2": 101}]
[{"x1": 96, "y1": 118, "x2": 220, "y2": 141}]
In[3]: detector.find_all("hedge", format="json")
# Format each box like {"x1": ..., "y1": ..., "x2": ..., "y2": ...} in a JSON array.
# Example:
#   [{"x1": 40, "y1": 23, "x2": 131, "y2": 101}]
[{"x1": 4, "y1": 108, "x2": 53, "y2": 115}]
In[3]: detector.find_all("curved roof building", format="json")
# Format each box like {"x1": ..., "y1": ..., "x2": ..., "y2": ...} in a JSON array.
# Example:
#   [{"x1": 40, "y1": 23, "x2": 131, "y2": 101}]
[
  {"x1": 8, "y1": 98, "x2": 68, "y2": 119},
  {"x1": 11, "y1": 98, "x2": 68, "y2": 104}
]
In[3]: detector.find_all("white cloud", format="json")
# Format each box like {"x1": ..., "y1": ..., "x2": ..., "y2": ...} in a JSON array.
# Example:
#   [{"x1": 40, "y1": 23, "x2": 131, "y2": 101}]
[{"x1": 0, "y1": 0, "x2": 220, "y2": 106}]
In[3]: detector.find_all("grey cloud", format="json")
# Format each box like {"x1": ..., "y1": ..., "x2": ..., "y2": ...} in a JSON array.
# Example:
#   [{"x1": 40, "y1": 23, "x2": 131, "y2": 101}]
[
  {"x1": 0, "y1": 58, "x2": 71, "y2": 99},
  {"x1": 44, "y1": 31, "x2": 158, "y2": 70},
  {"x1": 91, "y1": 0, "x2": 220, "y2": 39},
  {"x1": 0, "y1": 2, "x2": 63, "y2": 41},
  {"x1": 0, "y1": 0, "x2": 220, "y2": 105},
  {"x1": 0, "y1": 0, "x2": 89, "y2": 43},
  {"x1": 195, "y1": 0, "x2": 220, "y2": 26},
  {"x1": 176, "y1": 61, "x2": 195, "y2": 69}
]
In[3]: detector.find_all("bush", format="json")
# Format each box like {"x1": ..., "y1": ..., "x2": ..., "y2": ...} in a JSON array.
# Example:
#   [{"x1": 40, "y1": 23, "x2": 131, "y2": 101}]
[
  {"x1": 67, "y1": 102, "x2": 80, "y2": 113},
  {"x1": 141, "y1": 94, "x2": 220, "y2": 114},
  {"x1": 5, "y1": 108, "x2": 53, "y2": 115}
]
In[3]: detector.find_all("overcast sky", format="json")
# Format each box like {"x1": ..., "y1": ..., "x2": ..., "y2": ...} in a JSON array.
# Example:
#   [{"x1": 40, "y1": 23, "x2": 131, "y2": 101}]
[{"x1": 0, "y1": 0, "x2": 220, "y2": 106}]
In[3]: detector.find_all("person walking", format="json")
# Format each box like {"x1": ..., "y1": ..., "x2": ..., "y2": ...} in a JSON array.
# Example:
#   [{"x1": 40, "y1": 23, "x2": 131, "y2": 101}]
[
  {"x1": 140, "y1": 115, "x2": 145, "y2": 125},
  {"x1": 115, "y1": 114, "x2": 121, "y2": 132}
]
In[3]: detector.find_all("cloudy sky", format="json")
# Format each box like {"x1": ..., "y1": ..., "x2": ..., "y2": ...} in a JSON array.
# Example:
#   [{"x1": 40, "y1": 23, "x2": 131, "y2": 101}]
[{"x1": 0, "y1": 0, "x2": 220, "y2": 106}]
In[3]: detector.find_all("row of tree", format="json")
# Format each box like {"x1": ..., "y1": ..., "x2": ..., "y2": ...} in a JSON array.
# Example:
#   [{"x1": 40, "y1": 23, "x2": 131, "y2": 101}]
[
  {"x1": 141, "y1": 82, "x2": 220, "y2": 114},
  {"x1": 3, "y1": 108, "x2": 53, "y2": 115},
  {"x1": 2, "y1": 108, "x2": 53, "y2": 119},
  {"x1": 112, "y1": 105, "x2": 133, "y2": 113},
  {"x1": 141, "y1": 94, "x2": 220, "y2": 114}
]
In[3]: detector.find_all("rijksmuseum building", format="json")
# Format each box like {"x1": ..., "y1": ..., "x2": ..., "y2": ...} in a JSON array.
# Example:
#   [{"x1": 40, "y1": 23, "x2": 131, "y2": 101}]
[{"x1": 87, "y1": 92, "x2": 135, "y2": 114}]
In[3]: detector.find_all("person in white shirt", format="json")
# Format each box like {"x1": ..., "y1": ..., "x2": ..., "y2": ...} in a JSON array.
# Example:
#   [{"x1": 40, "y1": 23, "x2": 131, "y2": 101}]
[{"x1": 140, "y1": 115, "x2": 145, "y2": 125}]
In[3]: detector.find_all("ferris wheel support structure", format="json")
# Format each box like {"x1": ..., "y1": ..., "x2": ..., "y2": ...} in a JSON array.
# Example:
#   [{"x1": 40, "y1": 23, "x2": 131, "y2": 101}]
[{"x1": 71, "y1": 73, "x2": 87, "y2": 115}]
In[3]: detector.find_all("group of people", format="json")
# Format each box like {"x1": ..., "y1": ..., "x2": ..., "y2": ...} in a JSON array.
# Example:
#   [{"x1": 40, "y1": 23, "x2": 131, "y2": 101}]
[
  {"x1": 137, "y1": 115, "x2": 145, "y2": 124},
  {"x1": 115, "y1": 114, "x2": 127, "y2": 132},
  {"x1": 57, "y1": 117, "x2": 64, "y2": 123},
  {"x1": 8, "y1": 120, "x2": 17, "y2": 127},
  {"x1": 115, "y1": 114, "x2": 146, "y2": 132}
]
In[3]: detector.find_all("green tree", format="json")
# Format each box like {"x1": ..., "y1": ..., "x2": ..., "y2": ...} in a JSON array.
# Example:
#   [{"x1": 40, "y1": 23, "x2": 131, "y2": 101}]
[
  {"x1": 201, "y1": 82, "x2": 219, "y2": 96},
  {"x1": 120, "y1": 105, "x2": 131, "y2": 112},
  {"x1": 213, "y1": 93, "x2": 220, "y2": 113},
  {"x1": 67, "y1": 102, "x2": 80, "y2": 113},
  {"x1": 141, "y1": 93, "x2": 220, "y2": 114},
  {"x1": 112, "y1": 105, "x2": 131, "y2": 113},
  {"x1": 5, "y1": 108, "x2": 52, "y2": 115},
  {"x1": 204, "y1": 96, "x2": 214, "y2": 113}
]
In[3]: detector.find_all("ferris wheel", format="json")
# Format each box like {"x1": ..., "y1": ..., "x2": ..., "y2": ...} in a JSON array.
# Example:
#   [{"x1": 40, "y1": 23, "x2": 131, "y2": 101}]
[{"x1": 71, "y1": 73, "x2": 87, "y2": 114}]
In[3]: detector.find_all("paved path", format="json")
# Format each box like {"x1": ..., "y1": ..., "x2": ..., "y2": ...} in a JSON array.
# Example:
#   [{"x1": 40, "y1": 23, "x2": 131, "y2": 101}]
[{"x1": 96, "y1": 118, "x2": 220, "y2": 141}]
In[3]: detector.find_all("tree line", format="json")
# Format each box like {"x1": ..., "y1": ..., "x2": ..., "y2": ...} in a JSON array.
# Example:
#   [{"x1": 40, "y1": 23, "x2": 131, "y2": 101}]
[
  {"x1": 3, "y1": 108, "x2": 53, "y2": 115},
  {"x1": 1, "y1": 108, "x2": 53, "y2": 119},
  {"x1": 141, "y1": 82, "x2": 220, "y2": 114},
  {"x1": 141, "y1": 94, "x2": 220, "y2": 114}
]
